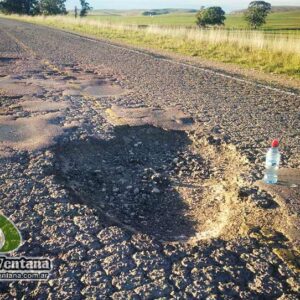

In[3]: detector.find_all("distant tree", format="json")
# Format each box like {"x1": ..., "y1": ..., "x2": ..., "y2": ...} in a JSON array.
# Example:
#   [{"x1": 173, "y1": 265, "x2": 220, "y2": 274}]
[
  {"x1": 80, "y1": 0, "x2": 91, "y2": 17},
  {"x1": 244, "y1": 1, "x2": 271, "y2": 28},
  {"x1": 0, "y1": 0, "x2": 38, "y2": 15},
  {"x1": 196, "y1": 7, "x2": 226, "y2": 27},
  {"x1": 142, "y1": 11, "x2": 158, "y2": 16},
  {"x1": 39, "y1": 0, "x2": 67, "y2": 15},
  {"x1": 249, "y1": 1, "x2": 271, "y2": 13},
  {"x1": 142, "y1": 10, "x2": 171, "y2": 16}
]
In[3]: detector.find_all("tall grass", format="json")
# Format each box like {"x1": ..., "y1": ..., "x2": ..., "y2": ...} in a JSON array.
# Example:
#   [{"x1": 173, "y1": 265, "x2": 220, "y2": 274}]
[
  {"x1": 146, "y1": 26, "x2": 300, "y2": 55},
  {"x1": 5, "y1": 15, "x2": 300, "y2": 78}
]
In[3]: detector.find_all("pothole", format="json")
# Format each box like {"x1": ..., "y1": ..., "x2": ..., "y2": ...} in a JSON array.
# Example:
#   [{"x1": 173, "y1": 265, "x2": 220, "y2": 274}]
[
  {"x1": 20, "y1": 99, "x2": 68, "y2": 113},
  {"x1": 54, "y1": 124, "x2": 249, "y2": 242},
  {"x1": 0, "y1": 76, "x2": 45, "y2": 97},
  {"x1": 30, "y1": 78, "x2": 71, "y2": 90},
  {"x1": 55, "y1": 126, "x2": 201, "y2": 240},
  {"x1": 0, "y1": 114, "x2": 64, "y2": 151},
  {"x1": 0, "y1": 59, "x2": 127, "y2": 99},
  {"x1": 0, "y1": 57, "x2": 19, "y2": 66},
  {"x1": 106, "y1": 105, "x2": 196, "y2": 131},
  {"x1": 82, "y1": 84, "x2": 125, "y2": 97},
  {"x1": 63, "y1": 81, "x2": 127, "y2": 98}
]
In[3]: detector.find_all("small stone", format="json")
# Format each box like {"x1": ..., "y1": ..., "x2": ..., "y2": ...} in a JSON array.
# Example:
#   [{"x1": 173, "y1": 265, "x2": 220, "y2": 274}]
[
  {"x1": 152, "y1": 187, "x2": 161, "y2": 194},
  {"x1": 116, "y1": 166, "x2": 125, "y2": 173},
  {"x1": 134, "y1": 142, "x2": 142, "y2": 147}
]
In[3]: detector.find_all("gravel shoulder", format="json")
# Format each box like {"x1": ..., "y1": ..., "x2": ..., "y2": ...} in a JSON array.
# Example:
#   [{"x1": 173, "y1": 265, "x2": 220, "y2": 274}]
[{"x1": 0, "y1": 18, "x2": 299, "y2": 299}]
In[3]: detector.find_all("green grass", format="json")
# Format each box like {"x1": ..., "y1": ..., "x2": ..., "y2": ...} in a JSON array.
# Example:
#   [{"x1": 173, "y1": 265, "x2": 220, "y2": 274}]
[
  {"x1": 87, "y1": 13, "x2": 197, "y2": 27},
  {"x1": 85, "y1": 10, "x2": 300, "y2": 31},
  {"x1": 2, "y1": 14, "x2": 300, "y2": 79},
  {"x1": 226, "y1": 10, "x2": 300, "y2": 30},
  {"x1": 264, "y1": 10, "x2": 300, "y2": 30}
]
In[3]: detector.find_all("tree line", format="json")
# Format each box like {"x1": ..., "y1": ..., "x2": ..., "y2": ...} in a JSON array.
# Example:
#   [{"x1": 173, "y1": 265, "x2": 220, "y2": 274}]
[
  {"x1": 196, "y1": 1, "x2": 272, "y2": 29},
  {"x1": 0, "y1": 0, "x2": 91, "y2": 16}
]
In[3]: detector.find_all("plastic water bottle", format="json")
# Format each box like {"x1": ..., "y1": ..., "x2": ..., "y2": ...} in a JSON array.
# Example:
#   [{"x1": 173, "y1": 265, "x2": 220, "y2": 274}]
[{"x1": 263, "y1": 139, "x2": 280, "y2": 184}]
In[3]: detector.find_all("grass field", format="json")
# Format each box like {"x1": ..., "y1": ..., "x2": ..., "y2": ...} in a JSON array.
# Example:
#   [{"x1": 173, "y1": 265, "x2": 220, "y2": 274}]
[
  {"x1": 2, "y1": 11, "x2": 300, "y2": 79},
  {"x1": 87, "y1": 13, "x2": 196, "y2": 27},
  {"x1": 86, "y1": 9, "x2": 300, "y2": 31},
  {"x1": 226, "y1": 10, "x2": 300, "y2": 30}
]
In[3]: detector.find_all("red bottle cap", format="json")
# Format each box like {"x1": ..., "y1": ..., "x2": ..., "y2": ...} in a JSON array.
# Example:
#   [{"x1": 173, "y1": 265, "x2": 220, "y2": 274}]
[{"x1": 271, "y1": 139, "x2": 279, "y2": 148}]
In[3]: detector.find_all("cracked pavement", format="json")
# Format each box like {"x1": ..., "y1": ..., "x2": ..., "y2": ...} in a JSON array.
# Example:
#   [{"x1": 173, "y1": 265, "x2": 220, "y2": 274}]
[{"x1": 0, "y1": 18, "x2": 299, "y2": 299}]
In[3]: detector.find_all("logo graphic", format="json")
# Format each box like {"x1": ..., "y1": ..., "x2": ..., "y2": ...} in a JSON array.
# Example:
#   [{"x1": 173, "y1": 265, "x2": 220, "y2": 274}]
[
  {"x1": 0, "y1": 214, "x2": 52, "y2": 281},
  {"x1": 0, "y1": 214, "x2": 22, "y2": 253}
]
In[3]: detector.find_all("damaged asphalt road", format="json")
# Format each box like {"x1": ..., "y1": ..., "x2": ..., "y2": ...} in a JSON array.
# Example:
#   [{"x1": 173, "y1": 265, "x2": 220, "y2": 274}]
[{"x1": 0, "y1": 18, "x2": 299, "y2": 299}]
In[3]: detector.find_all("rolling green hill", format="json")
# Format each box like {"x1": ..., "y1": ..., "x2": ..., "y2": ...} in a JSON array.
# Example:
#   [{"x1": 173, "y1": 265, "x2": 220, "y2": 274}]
[
  {"x1": 226, "y1": 9, "x2": 300, "y2": 30},
  {"x1": 89, "y1": 8, "x2": 197, "y2": 17},
  {"x1": 86, "y1": 8, "x2": 300, "y2": 31}
]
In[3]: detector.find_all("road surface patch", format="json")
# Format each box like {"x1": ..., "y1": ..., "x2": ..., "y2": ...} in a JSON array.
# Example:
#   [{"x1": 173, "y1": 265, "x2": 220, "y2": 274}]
[
  {"x1": 0, "y1": 114, "x2": 64, "y2": 151},
  {"x1": 20, "y1": 99, "x2": 68, "y2": 113},
  {"x1": 63, "y1": 78, "x2": 127, "y2": 98},
  {"x1": 0, "y1": 75, "x2": 45, "y2": 97},
  {"x1": 106, "y1": 105, "x2": 196, "y2": 131}
]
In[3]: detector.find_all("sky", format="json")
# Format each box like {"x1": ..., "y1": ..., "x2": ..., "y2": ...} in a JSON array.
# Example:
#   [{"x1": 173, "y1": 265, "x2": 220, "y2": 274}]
[{"x1": 66, "y1": 1, "x2": 300, "y2": 12}]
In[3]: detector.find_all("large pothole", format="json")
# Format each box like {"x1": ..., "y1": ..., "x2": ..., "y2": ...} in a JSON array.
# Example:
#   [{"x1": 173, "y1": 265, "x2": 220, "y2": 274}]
[
  {"x1": 54, "y1": 125, "x2": 211, "y2": 240},
  {"x1": 54, "y1": 124, "x2": 250, "y2": 242}
]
